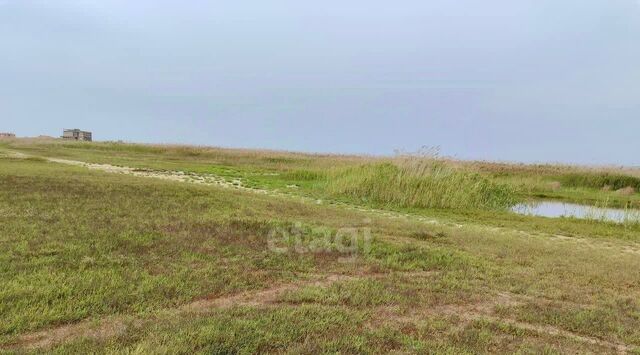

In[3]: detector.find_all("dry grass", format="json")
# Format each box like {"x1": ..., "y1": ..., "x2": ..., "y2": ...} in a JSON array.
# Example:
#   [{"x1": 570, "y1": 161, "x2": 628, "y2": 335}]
[
  {"x1": 618, "y1": 187, "x2": 636, "y2": 196},
  {"x1": 548, "y1": 181, "x2": 562, "y2": 191}
]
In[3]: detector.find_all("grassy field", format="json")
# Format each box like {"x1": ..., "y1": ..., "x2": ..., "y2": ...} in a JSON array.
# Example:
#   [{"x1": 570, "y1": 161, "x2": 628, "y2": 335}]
[{"x1": 1, "y1": 139, "x2": 640, "y2": 354}]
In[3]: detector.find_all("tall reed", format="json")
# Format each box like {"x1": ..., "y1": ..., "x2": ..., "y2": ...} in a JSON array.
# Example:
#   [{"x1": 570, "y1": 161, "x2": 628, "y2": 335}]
[{"x1": 325, "y1": 154, "x2": 519, "y2": 210}]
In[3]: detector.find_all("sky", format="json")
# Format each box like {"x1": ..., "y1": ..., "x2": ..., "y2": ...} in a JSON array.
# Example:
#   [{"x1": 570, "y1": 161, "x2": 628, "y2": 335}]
[{"x1": 1, "y1": 0, "x2": 639, "y2": 165}]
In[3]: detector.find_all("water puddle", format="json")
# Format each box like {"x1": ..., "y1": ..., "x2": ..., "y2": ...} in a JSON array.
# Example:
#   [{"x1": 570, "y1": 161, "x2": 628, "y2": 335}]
[{"x1": 512, "y1": 201, "x2": 640, "y2": 224}]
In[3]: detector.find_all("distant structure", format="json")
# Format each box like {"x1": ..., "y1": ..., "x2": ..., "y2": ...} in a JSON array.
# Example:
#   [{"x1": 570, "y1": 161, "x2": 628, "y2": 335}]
[
  {"x1": 62, "y1": 129, "x2": 92, "y2": 142},
  {"x1": 0, "y1": 132, "x2": 16, "y2": 139}
]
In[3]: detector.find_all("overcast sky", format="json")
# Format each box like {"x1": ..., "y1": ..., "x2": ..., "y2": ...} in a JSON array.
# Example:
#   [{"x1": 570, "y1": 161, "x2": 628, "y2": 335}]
[{"x1": 1, "y1": 1, "x2": 639, "y2": 165}]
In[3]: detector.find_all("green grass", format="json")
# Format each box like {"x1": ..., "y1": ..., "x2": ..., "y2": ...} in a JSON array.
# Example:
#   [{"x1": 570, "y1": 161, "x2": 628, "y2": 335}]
[{"x1": 1, "y1": 140, "x2": 640, "y2": 353}]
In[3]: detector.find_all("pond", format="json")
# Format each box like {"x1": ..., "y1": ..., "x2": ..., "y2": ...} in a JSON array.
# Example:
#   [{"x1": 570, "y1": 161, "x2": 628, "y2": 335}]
[{"x1": 511, "y1": 201, "x2": 640, "y2": 224}]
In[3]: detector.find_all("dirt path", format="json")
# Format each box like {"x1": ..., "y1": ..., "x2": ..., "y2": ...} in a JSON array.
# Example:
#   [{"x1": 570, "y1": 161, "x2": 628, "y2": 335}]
[
  {"x1": 46, "y1": 157, "x2": 270, "y2": 194},
  {"x1": 475, "y1": 314, "x2": 632, "y2": 354},
  {"x1": 2, "y1": 270, "x2": 434, "y2": 351},
  {"x1": 2, "y1": 273, "x2": 354, "y2": 351},
  {"x1": 1, "y1": 150, "x2": 29, "y2": 159},
  {"x1": 7, "y1": 269, "x2": 633, "y2": 353},
  {"x1": 4, "y1": 271, "x2": 635, "y2": 353}
]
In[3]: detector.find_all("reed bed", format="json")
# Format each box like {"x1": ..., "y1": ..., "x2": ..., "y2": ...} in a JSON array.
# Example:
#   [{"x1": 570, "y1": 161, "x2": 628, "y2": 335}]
[
  {"x1": 559, "y1": 172, "x2": 640, "y2": 191},
  {"x1": 325, "y1": 155, "x2": 519, "y2": 210}
]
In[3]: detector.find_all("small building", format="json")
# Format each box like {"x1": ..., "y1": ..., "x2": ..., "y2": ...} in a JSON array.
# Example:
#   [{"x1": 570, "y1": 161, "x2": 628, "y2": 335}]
[
  {"x1": 0, "y1": 132, "x2": 16, "y2": 139},
  {"x1": 62, "y1": 129, "x2": 92, "y2": 142}
]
